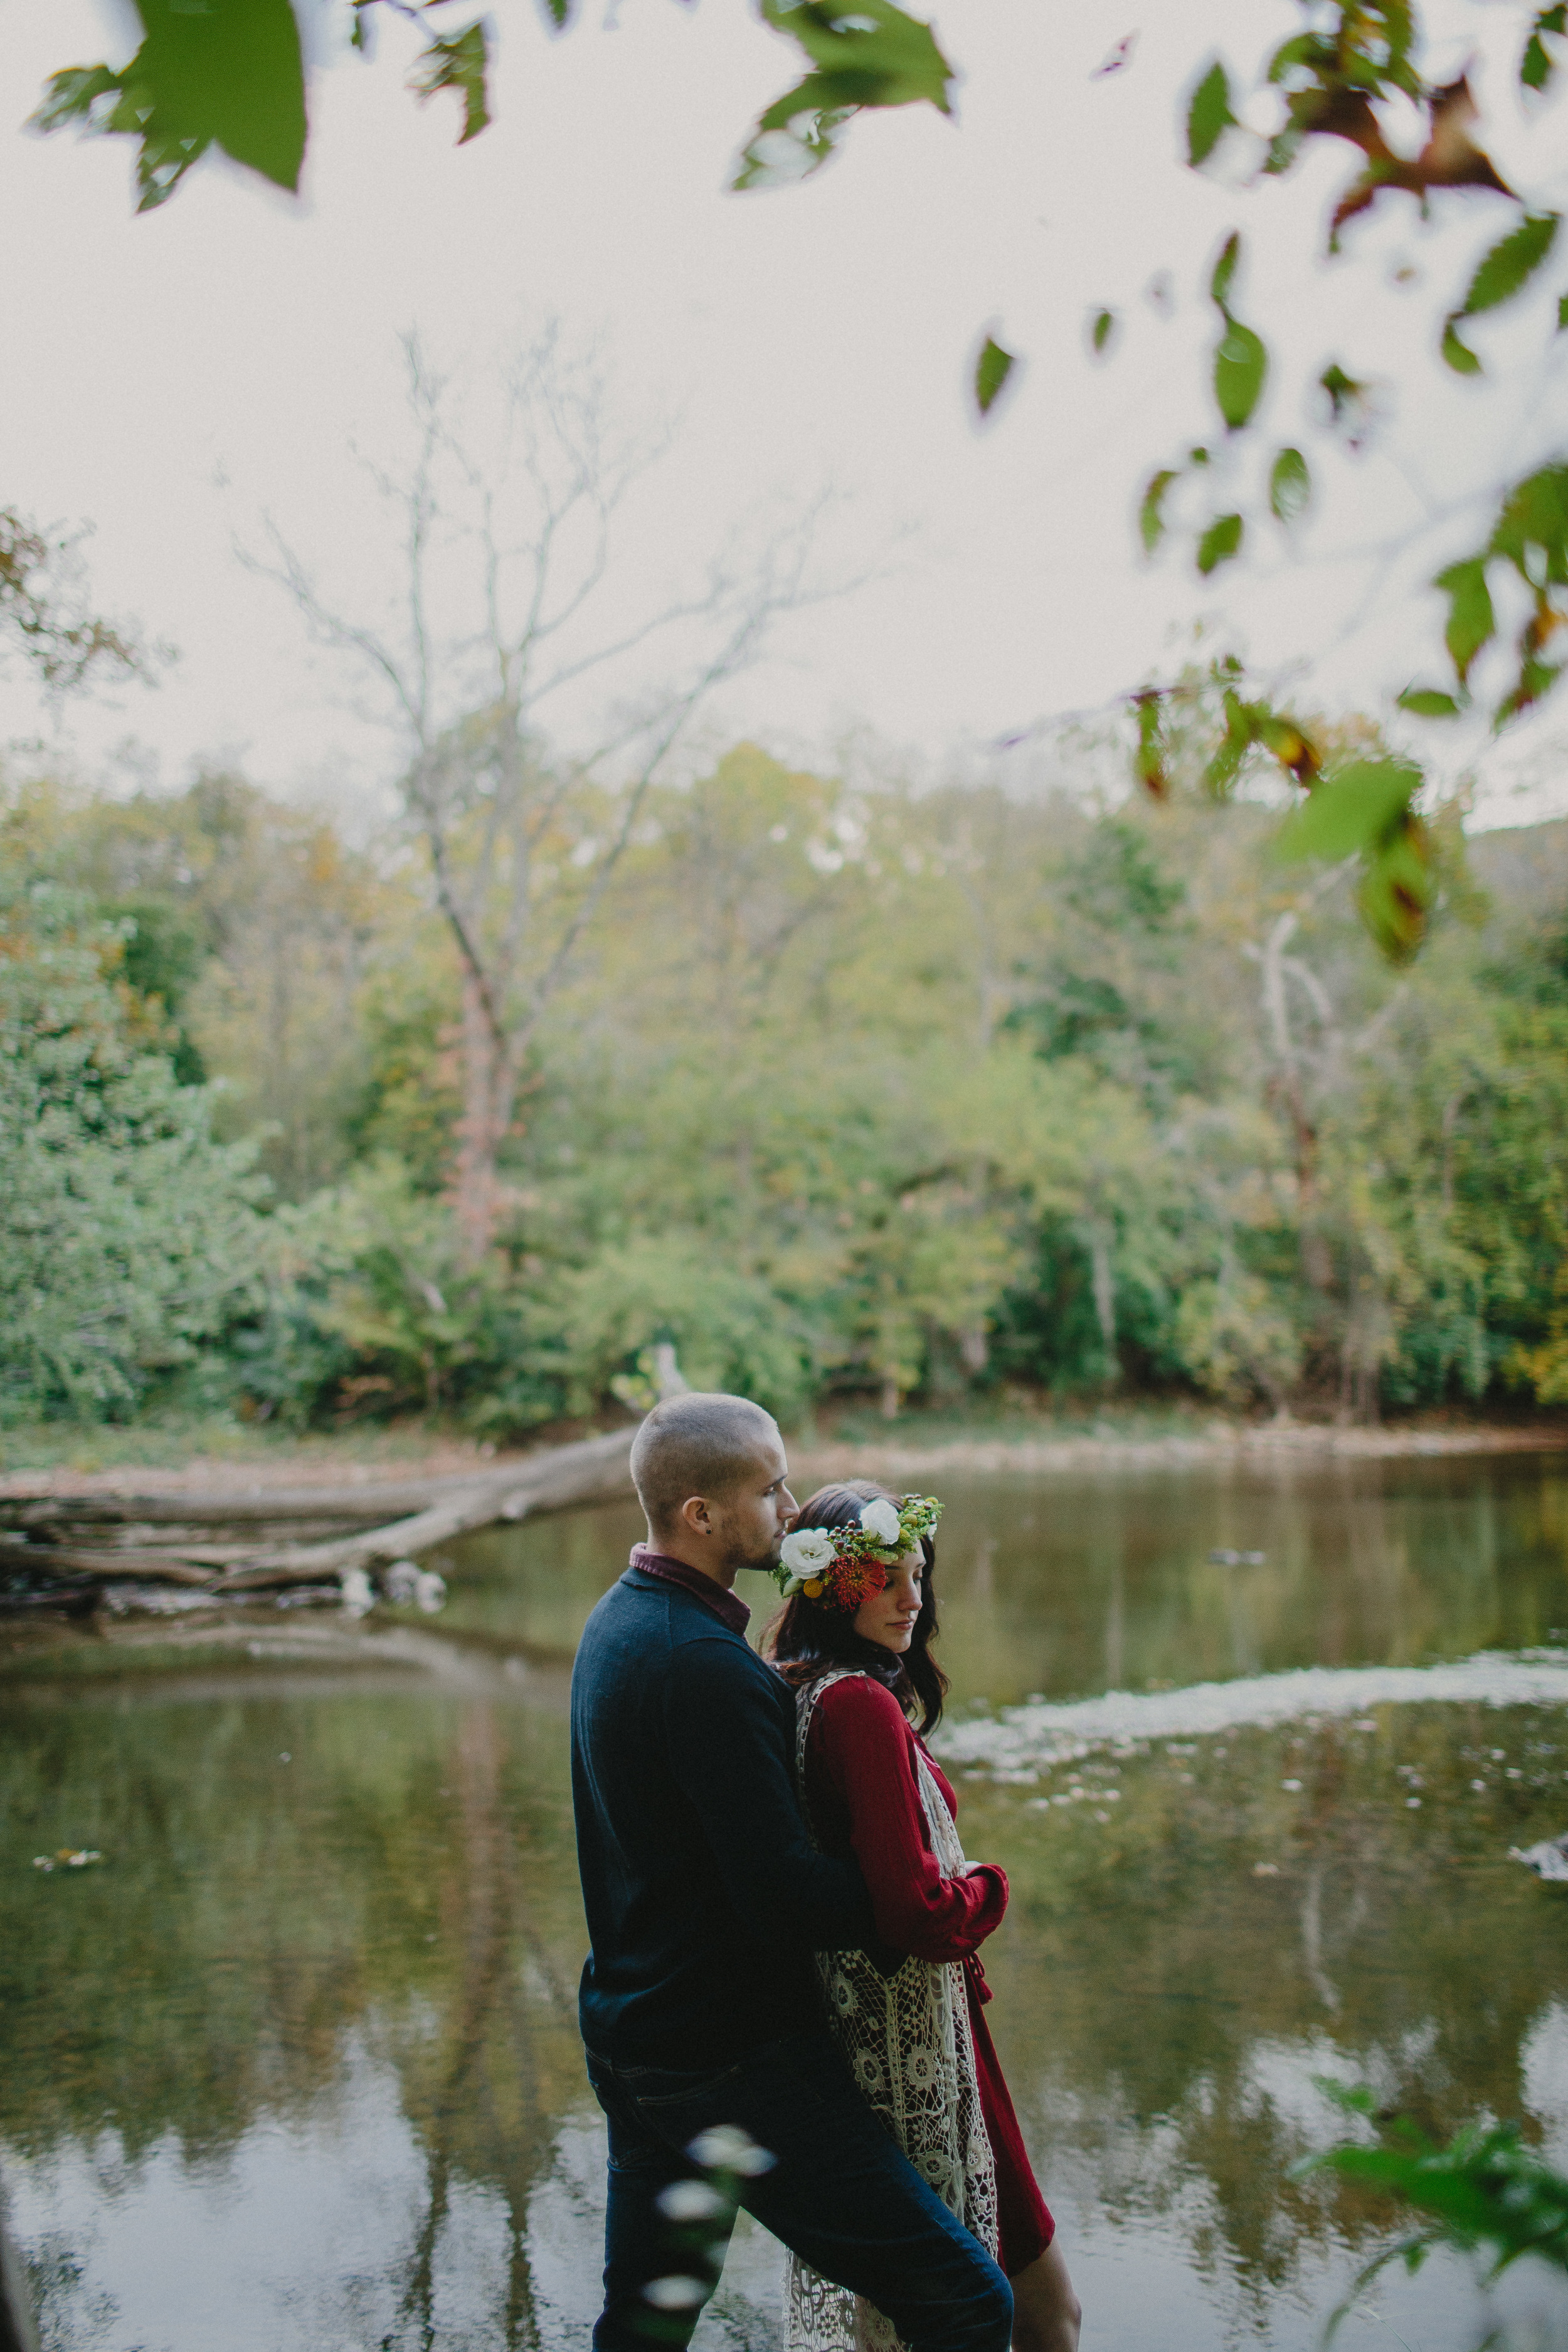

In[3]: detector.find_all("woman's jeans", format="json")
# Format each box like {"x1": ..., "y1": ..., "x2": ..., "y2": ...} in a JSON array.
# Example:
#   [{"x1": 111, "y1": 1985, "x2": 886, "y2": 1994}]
[{"x1": 585, "y1": 2029, "x2": 1013, "y2": 2352}]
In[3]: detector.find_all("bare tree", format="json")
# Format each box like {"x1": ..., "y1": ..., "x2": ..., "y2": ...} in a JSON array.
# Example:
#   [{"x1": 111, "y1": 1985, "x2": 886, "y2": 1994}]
[{"x1": 251, "y1": 326, "x2": 840, "y2": 1259}]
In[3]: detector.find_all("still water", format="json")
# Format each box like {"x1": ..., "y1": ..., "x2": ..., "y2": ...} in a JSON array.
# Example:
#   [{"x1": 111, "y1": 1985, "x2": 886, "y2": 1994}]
[{"x1": 4, "y1": 1450, "x2": 1568, "y2": 2351}]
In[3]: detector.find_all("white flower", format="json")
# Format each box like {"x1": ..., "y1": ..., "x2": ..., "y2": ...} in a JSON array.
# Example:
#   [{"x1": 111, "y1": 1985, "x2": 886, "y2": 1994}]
[
  {"x1": 859, "y1": 1498, "x2": 903, "y2": 1549},
  {"x1": 780, "y1": 1528, "x2": 837, "y2": 1577}
]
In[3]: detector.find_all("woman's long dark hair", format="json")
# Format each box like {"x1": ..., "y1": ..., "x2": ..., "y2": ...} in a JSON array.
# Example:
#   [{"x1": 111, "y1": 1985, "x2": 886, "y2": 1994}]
[{"x1": 764, "y1": 1479, "x2": 949, "y2": 1735}]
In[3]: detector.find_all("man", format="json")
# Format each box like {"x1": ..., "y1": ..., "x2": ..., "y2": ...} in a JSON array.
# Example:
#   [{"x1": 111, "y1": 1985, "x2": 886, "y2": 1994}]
[{"x1": 571, "y1": 1390, "x2": 1014, "y2": 2351}]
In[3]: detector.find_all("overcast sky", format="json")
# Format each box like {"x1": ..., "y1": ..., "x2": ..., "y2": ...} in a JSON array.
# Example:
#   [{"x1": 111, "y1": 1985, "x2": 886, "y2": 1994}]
[{"x1": 4, "y1": 0, "x2": 1567, "y2": 829}]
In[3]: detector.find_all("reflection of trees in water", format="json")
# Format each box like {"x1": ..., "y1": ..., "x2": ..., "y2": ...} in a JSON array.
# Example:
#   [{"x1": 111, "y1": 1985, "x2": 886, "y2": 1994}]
[
  {"x1": 976, "y1": 1705, "x2": 1568, "y2": 2307},
  {"x1": 0, "y1": 1687, "x2": 592, "y2": 2349},
  {"x1": 930, "y1": 1456, "x2": 1568, "y2": 1709},
  {"x1": 386, "y1": 1700, "x2": 581, "y2": 2352}
]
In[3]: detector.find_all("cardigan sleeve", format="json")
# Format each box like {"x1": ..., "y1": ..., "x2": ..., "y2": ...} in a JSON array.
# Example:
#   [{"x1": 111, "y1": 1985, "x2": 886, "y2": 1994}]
[{"x1": 808, "y1": 1677, "x2": 1007, "y2": 1963}]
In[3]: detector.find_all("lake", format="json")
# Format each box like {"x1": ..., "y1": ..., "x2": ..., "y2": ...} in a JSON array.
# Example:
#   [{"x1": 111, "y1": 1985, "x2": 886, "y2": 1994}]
[{"x1": 4, "y1": 1447, "x2": 1568, "y2": 2351}]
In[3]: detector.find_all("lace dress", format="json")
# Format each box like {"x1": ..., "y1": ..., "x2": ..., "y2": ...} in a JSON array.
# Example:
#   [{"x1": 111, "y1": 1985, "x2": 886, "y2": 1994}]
[{"x1": 784, "y1": 1668, "x2": 1003, "y2": 2352}]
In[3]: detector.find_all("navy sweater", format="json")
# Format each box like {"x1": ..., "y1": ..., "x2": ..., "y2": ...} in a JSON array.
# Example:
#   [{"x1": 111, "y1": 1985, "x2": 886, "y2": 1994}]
[{"x1": 571, "y1": 1565, "x2": 877, "y2": 2066}]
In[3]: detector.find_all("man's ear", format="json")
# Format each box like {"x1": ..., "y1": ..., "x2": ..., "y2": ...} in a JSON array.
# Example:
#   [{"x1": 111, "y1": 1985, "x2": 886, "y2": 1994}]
[{"x1": 678, "y1": 1493, "x2": 712, "y2": 1538}]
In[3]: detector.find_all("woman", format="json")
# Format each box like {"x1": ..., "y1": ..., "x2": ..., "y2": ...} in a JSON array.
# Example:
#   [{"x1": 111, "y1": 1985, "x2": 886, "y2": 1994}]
[{"x1": 765, "y1": 1480, "x2": 1081, "y2": 2352}]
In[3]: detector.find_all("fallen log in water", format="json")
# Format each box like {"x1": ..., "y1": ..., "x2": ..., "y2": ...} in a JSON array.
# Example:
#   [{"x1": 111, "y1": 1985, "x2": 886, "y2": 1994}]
[
  {"x1": 3, "y1": 1478, "x2": 483, "y2": 1528},
  {"x1": 215, "y1": 1427, "x2": 639, "y2": 1589},
  {"x1": 4, "y1": 1547, "x2": 217, "y2": 1586},
  {"x1": 0, "y1": 1426, "x2": 640, "y2": 1599}
]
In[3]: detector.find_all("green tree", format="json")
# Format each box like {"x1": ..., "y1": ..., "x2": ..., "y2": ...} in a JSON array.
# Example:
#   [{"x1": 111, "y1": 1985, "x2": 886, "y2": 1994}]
[{"x1": 0, "y1": 874, "x2": 267, "y2": 1420}]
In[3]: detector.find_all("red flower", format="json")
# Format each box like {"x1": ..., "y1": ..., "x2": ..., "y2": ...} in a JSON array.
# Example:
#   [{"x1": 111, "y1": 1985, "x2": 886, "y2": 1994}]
[{"x1": 825, "y1": 1555, "x2": 887, "y2": 1611}]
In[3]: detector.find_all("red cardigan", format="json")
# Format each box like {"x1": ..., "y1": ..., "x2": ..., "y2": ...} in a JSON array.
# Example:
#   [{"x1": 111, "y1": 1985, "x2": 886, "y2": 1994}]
[{"x1": 803, "y1": 1674, "x2": 1054, "y2": 2277}]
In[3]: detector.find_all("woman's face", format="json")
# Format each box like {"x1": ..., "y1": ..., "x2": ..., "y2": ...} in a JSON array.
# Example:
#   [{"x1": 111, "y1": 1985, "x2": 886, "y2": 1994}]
[{"x1": 852, "y1": 1547, "x2": 924, "y2": 1653}]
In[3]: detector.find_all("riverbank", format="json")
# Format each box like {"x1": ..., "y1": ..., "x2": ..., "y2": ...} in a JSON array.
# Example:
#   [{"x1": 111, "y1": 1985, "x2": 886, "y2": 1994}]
[{"x1": 1, "y1": 1407, "x2": 1563, "y2": 1502}]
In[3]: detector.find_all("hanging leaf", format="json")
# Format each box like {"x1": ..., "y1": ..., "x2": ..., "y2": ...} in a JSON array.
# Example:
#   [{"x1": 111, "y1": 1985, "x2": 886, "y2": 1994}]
[
  {"x1": 1397, "y1": 686, "x2": 1465, "y2": 718},
  {"x1": 1274, "y1": 758, "x2": 1422, "y2": 866},
  {"x1": 28, "y1": 0, "x2": 307, "y2": 208},
  {"x1": 1201, "y1": 689, "x2": 1259, "y2": 795},
  {"x1": 1256, "y1": 711, "x2": 1320, "y2": 782},
  {"x1": 1139, "y1": 469, "x2": 1178, "y2": 553},
  {"x1": 410, "y1": 23, "x2": 491, "y2": 144},
  {"x1": 973, "y1": 336, "x2": 1016, "y2": 418},
  {"x1": 1522, "y1": 4, "x2": 1567, "y2": 91},
  {"x1": 1560, "y1": 294, "x2": 1568, "y2": 331},
  {"x1": 1435, "y1": 558, "x2": 1496, "y2": 680},
  {"x1": 1458, "y1": 211, "x2": 1559, "y2": 316},
  {"x1": 1133, "y1": 694, "x2": 1168, "y2": 796},
  {"x1": 1214, "y1": 319, "x2": 1267, "y2": 428},
  {"x1": 1357, "y1": 818, "x2": 1436, "y2": 960},
  {"x1": 1209, "y1": 231, "x2": 1241, "y2": 310},
  {"x1": 1187, "y1": 62, "x2": 1237, "y2": 167},
  {"x1": 1091, "y1": 308, "x2": 1118, "y2": 356},
  {"x1": 1441, "y1": 316, "x2": 1483, "y2": 374},
  {"x1": 1196, "y1": 512, "x2": 1244, "y2": 575},
  {"x1": 1269, "y1": 447, "x2": 1311, "y2": 522},
  {"x1": 736, "y1": 0, "x2": 955, "y2": 184}
]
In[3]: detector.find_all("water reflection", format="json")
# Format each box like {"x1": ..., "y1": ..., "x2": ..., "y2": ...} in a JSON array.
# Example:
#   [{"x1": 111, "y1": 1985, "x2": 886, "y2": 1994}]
[{"x1": 4, "y1": 1451, "x2": 1568, "y2": 2349}]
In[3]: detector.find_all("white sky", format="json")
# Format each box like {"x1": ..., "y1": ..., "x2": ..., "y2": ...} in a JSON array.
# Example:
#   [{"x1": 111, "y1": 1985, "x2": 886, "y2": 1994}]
[{"x1": 3, "y1": 0, "x2": 1567, "y2": 829}]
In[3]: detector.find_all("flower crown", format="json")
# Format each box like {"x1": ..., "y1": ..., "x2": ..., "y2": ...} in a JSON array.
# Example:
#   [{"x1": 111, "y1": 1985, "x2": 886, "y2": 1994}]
[{"x1": 771, "y1": 1494, "x2": 943, "y2": 1614}]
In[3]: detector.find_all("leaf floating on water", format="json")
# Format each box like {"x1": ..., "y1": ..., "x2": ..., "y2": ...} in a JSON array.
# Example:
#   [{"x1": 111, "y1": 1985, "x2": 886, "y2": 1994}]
[{"x1": 33, "y1": 1848, "x2": 103, "y2": 1873}]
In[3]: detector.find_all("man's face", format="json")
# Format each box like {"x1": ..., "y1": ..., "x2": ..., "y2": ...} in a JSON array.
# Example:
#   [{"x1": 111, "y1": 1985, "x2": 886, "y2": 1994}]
[{"x1": 710, "y1": 1431, "x2": 797, "y2": 1572}]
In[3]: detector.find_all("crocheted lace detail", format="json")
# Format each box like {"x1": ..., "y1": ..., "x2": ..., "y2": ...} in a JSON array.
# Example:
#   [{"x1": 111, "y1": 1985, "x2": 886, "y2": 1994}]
[{"x1": 783, "y1": 1669, "x2": 999, "y2": 2352}]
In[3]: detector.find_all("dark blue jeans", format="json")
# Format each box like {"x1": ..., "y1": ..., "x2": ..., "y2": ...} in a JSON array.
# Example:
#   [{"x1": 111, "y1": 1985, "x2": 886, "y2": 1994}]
[{"x1": 585, "y1": 2030, "x2": 1013, "y2": 2352}]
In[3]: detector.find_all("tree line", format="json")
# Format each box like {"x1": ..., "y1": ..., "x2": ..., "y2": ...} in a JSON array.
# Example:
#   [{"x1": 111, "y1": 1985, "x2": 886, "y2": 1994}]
[{"x1": 2, "y1": 726, "x2": 1564, "y2": 1434}]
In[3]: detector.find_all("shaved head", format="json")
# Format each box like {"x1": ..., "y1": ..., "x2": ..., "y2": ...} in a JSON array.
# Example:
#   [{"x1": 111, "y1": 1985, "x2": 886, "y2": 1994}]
[{"x1": 630, "y1": 1391, "x2": 780, "y2": 1537}]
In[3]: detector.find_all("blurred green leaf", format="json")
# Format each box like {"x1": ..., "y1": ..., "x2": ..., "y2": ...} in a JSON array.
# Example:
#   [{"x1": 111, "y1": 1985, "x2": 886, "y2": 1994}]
[
  {"x1": 410, "y1": 24, "x2": 491, "y2": 145},
  {"x1": 1397, "y1": 686, "x2": 1464, "y2": 718},
  {"x1": 737, "y1": 0, "x2": 954, "y2": 182},
  {"x1": 1435, "y1": 558, "x2": 1495, "y2": 680},
  {"x1": 1320, "y1": 361, "x2": 1368, "y2": 426},
  {"x1": 1559, "y1": 293, "x2": 1568, "y2": 330},
  {"x1": 29, "y1": 0, "x2": 307, "y2": 208},
  {"x1": 1196, "y1": 512, "x2": 1243, "y2": 575},
  {"x1": 1091, "y1": 307, "x2": 1117, "y2": 356},
  {"x1": 29, "y1": 66, "x2": 123, "y2": 134},
  {"x1": 1214, "y1": 320, "x2": 1267, "y2": 428},
  {"x1": 1357, "y1": 821, "x2": 1438, "y2": 962},
  {"x1": 1522, "y1": 6, "x2": 1567, "y2": 93},
  {"x1": 973, "y1": 336, "x2": 1016, "y2": 418},
  {"x1": 1459, "y1": 211, "x2": 1559, "y2": 316},
  {"x1": 1298, "y1": 2088, "x2": 1568, "y2": 2299},
  {"x1": 1187, "y1": 63, "x2": 1237, "y2": 167},
  {"x1": 1441, "y1": 317, "x2": 1483, "y2": 375},
  {"x1": 1269, "y1": 447, "x2": 1311, "y2": 523},
  {"x1": 1274, "y1": 758, "x2": 1421, "y2": 866},
  {"x1": 1132, "y1": 694, "x2": 1168, "y2": 795},
  {"x1": 1209, "y1": 230, "x2": 1241, "y2": 310},
  {"x1": 1139, "y1": 469, "x2": 1177, "y2": 553}
]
